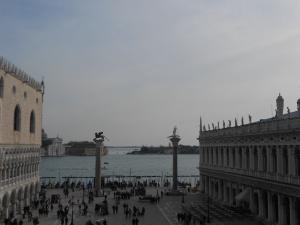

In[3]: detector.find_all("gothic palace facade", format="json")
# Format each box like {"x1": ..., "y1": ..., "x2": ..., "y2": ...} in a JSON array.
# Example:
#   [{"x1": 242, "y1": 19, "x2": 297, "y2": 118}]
[
  {"x1": 199, "y1": 94, "x2": 300, "y2": 225},
  {"x1": 0, "y1": 57, "x2": 44, "y2": 218}
]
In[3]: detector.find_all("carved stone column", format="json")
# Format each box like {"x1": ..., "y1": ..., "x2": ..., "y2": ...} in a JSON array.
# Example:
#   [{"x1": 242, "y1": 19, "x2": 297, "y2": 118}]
[
  {"x1": 267, "y1": 192, "x2": 273, "y2": 222},
  {"x1": 289, "y1": 197, "x2": 296, "y2": 225},
  {"x1": 289, "y1": 146, "x2": 296, "y2": 177}
]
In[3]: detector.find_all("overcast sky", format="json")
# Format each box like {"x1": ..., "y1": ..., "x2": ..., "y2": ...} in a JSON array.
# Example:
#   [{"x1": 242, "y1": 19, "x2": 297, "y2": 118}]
[{"x1": 1, "y1": 0, "x2": 300, "y2": 146}]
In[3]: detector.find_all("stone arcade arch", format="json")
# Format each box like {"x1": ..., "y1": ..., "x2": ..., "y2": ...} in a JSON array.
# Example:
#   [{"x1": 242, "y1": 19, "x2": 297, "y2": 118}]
[
  {"x1": 10, "y1": 189, "x2": 16, "y2": 217},
  {"x1": 17, "y1": 187, "x2": 24, "y2": 213},
  {"x1": 24, "y1": 185, "x2": 29, "y2": 206},
  {"x1": 2, "y1": 193, "x2": 10, "y2": 218}
]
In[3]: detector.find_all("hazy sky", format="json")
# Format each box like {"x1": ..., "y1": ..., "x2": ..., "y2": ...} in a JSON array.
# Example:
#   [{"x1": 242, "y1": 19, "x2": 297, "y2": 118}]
[{"x1": 1, "y1": 1, "x2": 300, "y2": 145}]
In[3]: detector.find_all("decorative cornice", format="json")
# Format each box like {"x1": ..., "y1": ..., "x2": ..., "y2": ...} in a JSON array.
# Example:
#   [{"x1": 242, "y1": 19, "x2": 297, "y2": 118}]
[{"x1": 0, "y1": 56, "x2": 43, "y2": 92}]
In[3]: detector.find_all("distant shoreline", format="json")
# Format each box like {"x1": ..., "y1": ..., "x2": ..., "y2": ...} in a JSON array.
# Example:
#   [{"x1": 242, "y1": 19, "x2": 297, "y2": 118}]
[{"x1": 127, "y1": 145, "x2": 199, "y2": 155}]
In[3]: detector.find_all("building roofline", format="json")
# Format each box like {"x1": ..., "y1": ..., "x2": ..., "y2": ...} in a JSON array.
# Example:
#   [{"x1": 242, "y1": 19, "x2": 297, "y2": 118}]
[{"x1": 0, "y1": 56, "x2": 43, "y2": 92}]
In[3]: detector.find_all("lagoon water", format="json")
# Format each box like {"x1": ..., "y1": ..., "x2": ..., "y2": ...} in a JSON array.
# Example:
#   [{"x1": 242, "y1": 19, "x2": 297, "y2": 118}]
[{"x1": 40, "y1": 148, "x2": 199, "y2": 183}]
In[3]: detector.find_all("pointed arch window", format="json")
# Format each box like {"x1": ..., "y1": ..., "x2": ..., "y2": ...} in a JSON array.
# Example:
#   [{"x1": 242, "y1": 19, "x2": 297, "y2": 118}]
[
  {"x1": 30, "y1": 111, "x2": 35, "y2": 133},
  {"x1": 0, "y1": 77, "x2": 3, "y2": 98},
  {"x1": 14, "y1": 105, "x2": 21, "y2": 131}
]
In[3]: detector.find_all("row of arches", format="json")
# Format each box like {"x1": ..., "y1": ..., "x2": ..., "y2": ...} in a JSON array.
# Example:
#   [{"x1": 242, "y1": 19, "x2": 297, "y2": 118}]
[
  {"x1": 13, "y1": 105, "x2": 35, "y2": 133},
  {"x1": 201, "y1": 175, "x2": 300, "y2": 225},
  {"x1": 0, "y1": 182, "x2": 39, "y2": 218},
  {"x1": 201, "y1": 145, "x2": 300, "y2": 177}
]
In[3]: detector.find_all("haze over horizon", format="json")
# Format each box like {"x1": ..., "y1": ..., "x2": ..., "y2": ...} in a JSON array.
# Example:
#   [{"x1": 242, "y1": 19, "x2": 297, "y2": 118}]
[{"x1": 1, "y1": 1, "x2": 300, "y2": 146}]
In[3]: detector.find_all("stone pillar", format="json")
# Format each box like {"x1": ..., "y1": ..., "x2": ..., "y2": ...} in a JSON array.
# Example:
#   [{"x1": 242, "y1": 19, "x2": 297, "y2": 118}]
[
  {"x1": 267, "y1": 146, "x2": 271, "y2": 173},
  {"x1": 169, "y1": 134, "x2": 181, "y2": 191},
  {"x1": 229, "y1": 183, "x2": 233, "y2": 205},
  {"x1": 200, "y1": 175, "x2": 204, "y2": 192},
  {"x1": 289, "y1": 146, "x2": 296, "y2": 177},
  {"x1": 258, "y1": 190, "x2": 263, "y2": 217},
  {"x1": 267, "y1": 192, "x2": 273, "y2": 222},
  {"x1": 250, "y1": 146, "x2": 254, "y2": 171},
  {"x1": 218, "y1": 180, "x2": 222, "y2": 201},
  {"x1": 222, "y1": 181, "x2": 226, "y2": 203},
  {"x1": 249, "y1": 188, "x2": 255, "y2": 213},
  {"x1": 258, "y1": 146, "x2": 263, "y2": 172},
  {"x1": 278, "y1": 146, "x2": 283, "y2": 175},
  {"x1": 278, "y1": 194, "x2": 284, "y2": 225},
  {"x1": 289, "y1": 197, "x2": 296, "y2": 225},
  {"x1": 94, "y1": 141, "x2": 103, "y2": 196},
  {"x1": 241, "y1": 147, "x2": 246, "y2": 170}
]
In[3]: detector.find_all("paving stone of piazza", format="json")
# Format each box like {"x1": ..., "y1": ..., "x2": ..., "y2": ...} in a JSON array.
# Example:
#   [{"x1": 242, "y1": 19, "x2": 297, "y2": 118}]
[{"x1": 13, "y1": 187, "x2": 260, "y2": 225}]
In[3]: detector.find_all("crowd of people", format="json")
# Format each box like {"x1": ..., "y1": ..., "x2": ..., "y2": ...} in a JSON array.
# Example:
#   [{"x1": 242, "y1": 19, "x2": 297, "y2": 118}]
[{"x1": 4, "y1": 178, "x2": 182, "y2": 225}]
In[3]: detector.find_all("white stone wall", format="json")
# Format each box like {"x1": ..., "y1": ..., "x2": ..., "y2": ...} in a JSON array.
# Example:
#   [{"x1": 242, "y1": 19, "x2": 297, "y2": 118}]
[
  {"x1": 0, "y1": 66, "x2": 43, "y2": 219},
  {"x1": 0, "y1": 69, "x2": 43, "y2": 145}
]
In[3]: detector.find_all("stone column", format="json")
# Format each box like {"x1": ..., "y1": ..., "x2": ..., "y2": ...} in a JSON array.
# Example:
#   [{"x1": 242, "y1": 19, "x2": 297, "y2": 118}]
[
  {"x1": 289, "y1": 197, "x2": 296, "y2": 225},
  {"x1": 169, "y1": 133, "x2": 181, "y2": 191},
  {"x1": 229, "y1": 183, "x2": 233, "y2": 205},
  {"x1": 258, "y1": 190, "x2": 263, "y2": 217},
  {"x1": 278, "y1": 194, "x2": 284, "y2": 225},
  {"x1": 250, "y1": 146, "x2": 254, "y2": 171},
  {"x1": 267, "y1": 146, "x2": 271, "y2": 173},
  {"x1": 289, "y1": 146, "x2": 296, "y2": 177},
  {"x1": 277, "y1": 146, "x2": 283, "y2": 175},
  {"x1": 242, "y1": 147, "x2": 246, "y2": 170},
  {"x1": 223, "y1": 181, "x2": 227, "y2": 203},
  {"x1": 94, "y1": 141, "x2": 103, "y2": 196},
  {"x1": 258, "y1": 146, "x2": 263, "y2": 172},
  {"x1": 218, "y1": 180, "x2": 222, "y2": 201},
  {"x1": 267, "y1": 192, "x2": 273, "y2": 222}
]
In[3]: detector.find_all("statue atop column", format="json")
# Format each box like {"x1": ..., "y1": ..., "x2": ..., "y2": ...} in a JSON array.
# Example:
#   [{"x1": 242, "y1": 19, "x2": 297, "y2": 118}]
[
  {"x1": 168, "y1": 127, "x2": 181, "y2": 192},
  {"x1": 93, "y1": 131, "x2": 107, "y2": 197}
]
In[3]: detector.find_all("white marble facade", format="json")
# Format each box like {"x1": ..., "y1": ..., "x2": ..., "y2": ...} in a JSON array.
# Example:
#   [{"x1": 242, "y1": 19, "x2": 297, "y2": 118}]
[
  {"x1": 199, "y1": 95, "x2": 300, "y2": 225},
  {"x1": 0, "y1": 57, "x2": 44, "y2": 219}
]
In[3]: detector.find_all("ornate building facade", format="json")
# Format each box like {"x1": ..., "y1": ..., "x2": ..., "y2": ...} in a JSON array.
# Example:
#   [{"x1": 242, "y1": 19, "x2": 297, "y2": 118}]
[
  {"x1": 199, "y1": 95, "x2": 300, "y2": 225},
  {"x1": 0, "y1": 57, "x2": 44, "y2": 218}
]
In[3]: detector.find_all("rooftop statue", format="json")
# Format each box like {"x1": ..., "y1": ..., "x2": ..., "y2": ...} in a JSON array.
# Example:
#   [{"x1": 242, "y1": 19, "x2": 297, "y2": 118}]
[
  {"x1": 241, "y1": 117, "x2": 244, "y2": 126},
  {"x1": 249, "y1": 114, "x2": 252, "y2": 123},
  {"x1": 223, "y1": 120, "x2": 225, "y2": 128},
  {"x1": 173, "y1": 126, "x2": 177, "y2": 136}
]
